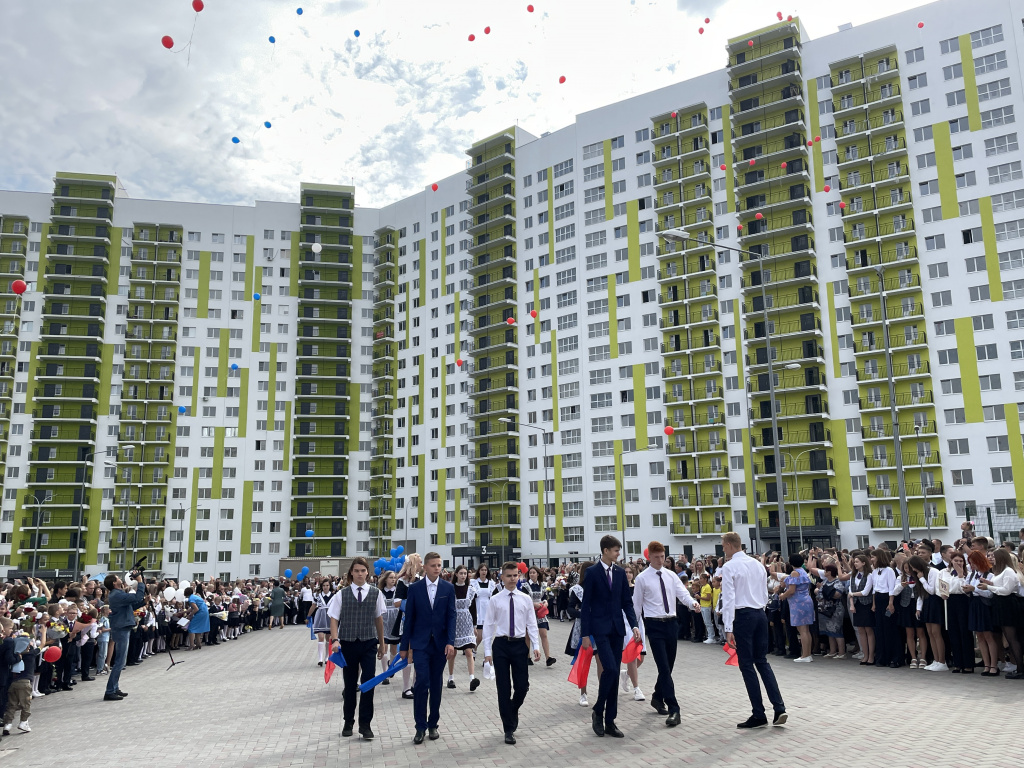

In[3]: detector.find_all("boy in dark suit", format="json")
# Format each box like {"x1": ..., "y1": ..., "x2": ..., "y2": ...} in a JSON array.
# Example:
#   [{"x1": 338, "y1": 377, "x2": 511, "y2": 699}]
[
  {"x1": 399, "y1": 552, "x2": 457, "y2": 744},
  {"x1": 579, "y1": 535, "x2": 640, "y2": 738}
]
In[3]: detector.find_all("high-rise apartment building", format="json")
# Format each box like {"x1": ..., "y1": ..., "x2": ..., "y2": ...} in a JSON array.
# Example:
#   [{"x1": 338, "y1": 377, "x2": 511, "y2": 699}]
[{"x1": 2, "y1": 0, "x2": 1024, "y2": 578}]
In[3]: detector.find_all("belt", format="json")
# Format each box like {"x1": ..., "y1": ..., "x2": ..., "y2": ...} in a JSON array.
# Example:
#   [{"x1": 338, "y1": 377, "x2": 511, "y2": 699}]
[
  {"x1": 495, "y1": 635, "x2": 527, "y2": 641},
  {"x1": 644, "y1": 616, "x2": 677, "y2": 622},
  {"x1": 735, "y1": 606, "x2": 764, "y2": 612}
]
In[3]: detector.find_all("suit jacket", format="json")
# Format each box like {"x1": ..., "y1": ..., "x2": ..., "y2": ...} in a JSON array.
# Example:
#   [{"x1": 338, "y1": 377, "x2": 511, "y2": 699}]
[
  {"x1": 579, "y1": 562, "x2": 638, "y2": 638},
  {"x1": 398, "y1": 577, "x2": 456, "y2": 653}
]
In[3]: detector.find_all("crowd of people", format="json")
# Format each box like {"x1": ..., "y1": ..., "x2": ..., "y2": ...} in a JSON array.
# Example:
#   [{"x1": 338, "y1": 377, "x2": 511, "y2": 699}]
[{"x1": 2, "y1": 524, "x2": 1023, "y2": 745}]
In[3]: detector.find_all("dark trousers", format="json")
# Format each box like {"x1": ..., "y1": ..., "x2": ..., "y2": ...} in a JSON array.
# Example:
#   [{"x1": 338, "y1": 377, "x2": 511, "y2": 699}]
[
  {"x1": 105, "y1": 628, "x2": 131, "y2": 696},
  {"x1": 340, "y1": 639, "x2": 378, "y2": 726},
  {"x1": 946, "y1": 594, "x2": 973, "y2": 669},
  {"x1": 80, "y1": 640, "x2": 96, "y2": 678},
  {"x1": 58, "y1": 642, "x2": 80, "y2": 687},
  {"x1": 768, "y1": 611, "x2": 786, "y2": 653},
  {"x1": 677, "y1": 605, "x2": 691, "y2": 640},
  {"x1": 492, "y1": 636, "x2": 530, "y2": 734},
  {"x1": 644, "y1": 618, "x2": 679, "y2": 713},
  {"x1": 412, "y1": 640, "x2": 446, "y2": 731},
  {"x1": 591, "y1": 631, "x2": 624, "y2": 725},
  {"x1": 873, "y1": 593, "x2": 900, "y2": 666},
  {"x1": 733, "y1": 608, "x2": 785, "y2": 719}
]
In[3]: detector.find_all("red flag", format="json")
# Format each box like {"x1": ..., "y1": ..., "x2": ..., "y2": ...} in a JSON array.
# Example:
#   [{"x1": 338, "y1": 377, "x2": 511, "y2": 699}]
[
  {"x1": 621, "y1": 637, "x2": 644, "y2": 664},
  {"x1": 723, "y1": 644, "x2": 739, "y2": 667},
  {"x1": 324, "y1": 659, "x2": 335, "y2": 683},
  {"x1": 567, "y1": 645, "x2": 594, "y2": 687}
]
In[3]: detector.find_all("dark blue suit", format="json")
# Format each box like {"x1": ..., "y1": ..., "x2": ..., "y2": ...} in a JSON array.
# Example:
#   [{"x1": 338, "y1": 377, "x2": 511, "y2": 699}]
[
  {"x1": 399, "y1": 578, "x2": 456, "y2": 731},
  {"x1": 580, "y1": 562, "x2": 638, "y2": 725}
]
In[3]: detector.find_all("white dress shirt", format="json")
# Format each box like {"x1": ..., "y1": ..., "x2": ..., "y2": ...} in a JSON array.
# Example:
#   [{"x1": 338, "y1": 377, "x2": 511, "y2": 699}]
[
  {"x1": 987, "y1": 568, "x2": 1023, "y2": 596},
  {"x1": 425, "y1": 576, "x2": 439, "y2": 607},
  {"x1": 720, "y1": 550, "x2": 768, "y2": 633},
  {"x1": 916, "y1": 567, "x2": 941, "y2": 611},
  {"x1": 632, "y1": 566, "x2": 697, "y2": 638},
  {"x1": 861, "y1": 567, "x2": 897, "y2": 595},
  {"x1": 482, "y1": 586, "x2": 541, "y2": 656},
  {"x1": 300, "y1": 587, "x2": 314, "y2": 601},
  {"x1": 325, "y1": 583, "x2": 386, "y2": 621}
]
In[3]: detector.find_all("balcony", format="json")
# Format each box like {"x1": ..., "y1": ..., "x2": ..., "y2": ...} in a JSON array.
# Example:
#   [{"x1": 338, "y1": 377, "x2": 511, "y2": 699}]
[{"x1": 870, "y1": 512, "x2": 948, "y2": 530}]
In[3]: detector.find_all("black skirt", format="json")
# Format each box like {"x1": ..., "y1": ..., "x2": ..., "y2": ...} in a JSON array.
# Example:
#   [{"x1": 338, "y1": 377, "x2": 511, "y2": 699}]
[
  {"x1": 968, "y1": 596, "x2": 993, "y2": 633},
  {"x1": 920, "y1": 594, "x2": 944, "y2": 625},
  {"x1": 991, "y1": 594, "x2": 1023, "y2": 628},
  {"x1": 896, "y1": 599, "x2": 920, "y2": 629},
  {"x1": 851, "y1": 599, "x2": 874, "y2": 628}
]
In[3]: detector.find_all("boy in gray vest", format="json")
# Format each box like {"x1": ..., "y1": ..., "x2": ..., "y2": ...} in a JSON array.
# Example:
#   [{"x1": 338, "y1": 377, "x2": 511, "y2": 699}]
[{"x1": 328, "y1": 557, "x2": 386, "y2": 740}]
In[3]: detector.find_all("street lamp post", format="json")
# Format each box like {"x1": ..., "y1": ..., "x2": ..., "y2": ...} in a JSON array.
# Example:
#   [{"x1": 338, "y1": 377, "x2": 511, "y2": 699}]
[
  {"x1": 113, "y1": 444, "x2": 136, "y2": 571},
  {"x1": 177, "y1": 503, "x2": 185, "y2": 581},
  {"x1": 782, "y1": 448, "x2": 815, "y2": 551},
  {"x1": 500, "y1": 418, "x2": 549, "y2": 566},
  {"x1": 74, "y1": 450, "x2": 97, "y2": 581},
  {"x1": 30, "y1": 493, "x2": 45, "y2": 579},
  {"x1": 617, "y1": 448, "x2": 638, "y2": 559},
  {"x1": 663, "y1": 228, "x2": 798, "y2": 559},
  {"x1": 875, "y1": 266, "x2": 911, "y2": 544},
  {"x1": 487, "y1": 478, "x2": 510, "y2": 566}
]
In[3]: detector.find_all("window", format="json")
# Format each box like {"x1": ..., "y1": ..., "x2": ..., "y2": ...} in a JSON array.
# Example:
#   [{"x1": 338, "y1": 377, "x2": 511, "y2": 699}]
[
  {"x1": 906, "y1": 47, "x2": 924, "y2": 64},
  {"x1": 943, "y1": 63, "x2": 963, "y2": 80},
  {"x1": 970, "y1": 24, "x2": 1003, "y2": 49},
  {"x1": 989, "y1": 161, "x2": 1023, "y2": 184},
  {"x1": 940, "y1": 36, "x2": 960, "y2": 55},
  {"x1": 946, "y1": 89, "x2": 967, "y2": 106},
  {"x1": 955, "y1": 171, "x2": 976, "y2": 188},
  {"x1": 910, "y1": 99, "x2": 930, "y2": 116},
  {"x1": 951, "y1": 469, "x2": 973, "y2": 486},
  {"x1": 976, "y1": 51, "x2": 1008, "y2": 74},
  {"x1": 908, "y1": 73, "x2": 928, "y2": 90},
  {"x1": 979, "y1": 78, "x2": 1012, "y2": 102},
  {"x1": 981, "y1": 106, "x2": 1015, "y2": 129}
]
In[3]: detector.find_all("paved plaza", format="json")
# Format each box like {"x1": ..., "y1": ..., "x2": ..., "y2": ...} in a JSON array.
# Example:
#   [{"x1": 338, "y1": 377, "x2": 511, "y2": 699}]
[{"x1": 2, "y1": 620, "x2": 1022, "y2": 768}]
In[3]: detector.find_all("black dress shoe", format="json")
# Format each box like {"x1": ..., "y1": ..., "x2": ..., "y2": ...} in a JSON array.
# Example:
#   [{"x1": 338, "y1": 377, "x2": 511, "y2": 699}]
[
  {"x1": 318, "y1": 661, "x2": 323, "y2": 667},
  {"x1": 402, "y1": 689, "x2": 415, "y2": 699},
  {"x1": 428, "y1": 728, "x2": 440, "y2": 740},
  {"x1": 591, "y1": 710, "x2": 604, "y2": 737},
  {"x1": 737, "y1": 716, "x2": 769, "y2": 729},
  {"x1": 605, "y1": 723, "x2": 624, "y2": 738},
  {"x1": 116, "y1": 690, "x2": 128, "y2": 698},
  {"x1": 413, "y1": 730, "x2": 425, "y2": 745},
  {"x1": 470, "y1": 678, "x2": 480, "y2": 692},
  {"x1": 546, "y1": 657, "x2": 556, "y2": 666},
  {"x1": 504, "y1": 732, "x2": 516, "y2": 745},
  {"x1": 666, "y1": 711, "x2": 681, "y2": 727},
  {"x1": 342, "y1": 722, "x2": 354, "y2": 737},
  {"x1": 103, "y1": 693, "x2": 122, "y2": 701},
  {"x1": 81, "y1": 676, "x2": 95, "y2": 682},
  {"x1": 359, "y1": 726, "x2": 374, "y2": 740},
  {"x1": 447, "y1": 679, "x2": 456, "y2": 689},
  {"x1": 650, "y1": 697, "x2": 668, "y2": 715},
  {"x1": 382, "y1": 678, "x2": 390, "y2": 685},
  {"x1": 773, "y1": 711, "x2": 788, "y2": 726}
]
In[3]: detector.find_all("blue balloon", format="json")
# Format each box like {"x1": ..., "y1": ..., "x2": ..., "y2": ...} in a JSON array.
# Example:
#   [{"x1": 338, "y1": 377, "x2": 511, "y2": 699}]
[
  {"x1": 296, "y1": 7, "x2": 302, "y2": 14},
  {"x1": 374, "y1": 566, "x2": 382, "y2": 575},
  {"x1": 354, "y1": 29, "x2": 360, "y2": 37},
  {"x1": 390, "y1": 547, "x2": 398, "y2": 557},
  {"x1": 230, "y1": 363, "x2": 238, "y2": 371},
  {"x1": 268, "y1": 35, "x2": 276, "y2": 43},
  {"x1": 305, "y1": 529, "x2": 314, "y2": 537},
  {"x1": 284, "y1": 569, "x2": 293, "y2": 578},
  {"x1": 396, "y1": 545, "x2": 404, "y2": 555},
  {"x1": 264, "y1": 121, "x2": 272, "y2": 129},
  {"x1": 253, "y1": 292, "x2": 261, "y2": 301},
  {"x1": 231, "y1": 137, "x2": 240, "y2": 144},
  {"x1": 178, "y1": 406, "x2": 186, "y2": 414}
]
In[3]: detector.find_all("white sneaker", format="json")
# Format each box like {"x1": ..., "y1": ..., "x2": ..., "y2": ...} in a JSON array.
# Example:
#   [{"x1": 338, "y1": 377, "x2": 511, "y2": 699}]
[
  {"x1": 833, "y1": 654, "x2": 846, "y2": 660},
  {"x1": 703, "y1": 637, "x2": 718, "y2": 644},
  {"x1": 619, "y1": 670, "x2": 631, "y2": 693},
  {"x1": 925, "y1": 662, "x2": 949, "y2": 672},
  {"x1": 578, "y1": 693, "x2": 588, "y2": 707},
  {"x1": 2, "y1": 723, "x2": 11, "y2": 735},
  {"x1": 1004, "y1": 663, "x2": 1018, "y2": 673},
  {"x1": 633, "y1": 686, "x2": 645, "y2": 701},
  {"x1": 852, "y1": 652, "x2": 864, "y2": 660},
  {"x1": 794, "y1": 656, "x2": 813, "y2": 663},
  {"x1": 30, "y1": 691, "x2": 44, "y2": 699},
  {"x1": 17, "y1": 721, "x2": 31, "y2": 733}
]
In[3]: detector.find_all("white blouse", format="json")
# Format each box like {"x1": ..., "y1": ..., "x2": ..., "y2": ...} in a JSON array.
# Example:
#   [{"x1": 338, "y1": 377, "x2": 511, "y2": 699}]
[
  {"x1": 861, "y1": 567, "x2": 897, "y2": 596},
  {"x1": 986, "y1": 569, "x2": 1023, "y2": 596},
  {"x1": 916, "y1": 568, "x2": 941, "y2": 611}
]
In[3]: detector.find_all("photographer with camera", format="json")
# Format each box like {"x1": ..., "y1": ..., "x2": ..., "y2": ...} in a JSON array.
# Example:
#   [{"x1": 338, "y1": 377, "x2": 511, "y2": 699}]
[{"x1": 102, "y1": 570, "x2": 147, "y2": 702}]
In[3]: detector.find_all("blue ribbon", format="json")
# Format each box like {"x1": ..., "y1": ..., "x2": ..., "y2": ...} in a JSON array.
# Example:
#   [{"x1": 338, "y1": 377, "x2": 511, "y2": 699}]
[{"x1": 358, "y1": 655, "x2": 408, "y2": 693}]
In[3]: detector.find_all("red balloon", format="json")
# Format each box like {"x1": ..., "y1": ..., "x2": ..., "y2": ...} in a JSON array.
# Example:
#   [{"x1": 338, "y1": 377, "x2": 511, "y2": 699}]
[
  {"x1": 839, "y1": 201, "x2": 846, "y2": 209},
  {"x1": 917, "y1": 21, "x2": 924, "y2": 28},
  {"x1": 456, "y1": 359, "x2": 463, "y2": 367},
  {"x1": 161, "y1": 35, "x2": 174, "y2": 49},
  {"x1": 643, "y1": 548, "x2": 650, "y2": 560},
  {"x1": 787, "y1": 15, "x2": 793, "y2": 20},
  {"x1": 664, "y1": 425, "x2": 675, "y2": 436},
  {"x1": 814, "y1": 136, "x2": 821, "y2": 142},
  {"x1": 506, "y1": 317, "x2": 515, "y2": 324},
  {"x1": 530, "y1": 309, "x2": 538, "y2": 318},
  {"x1": 780, "y1": 162, "x2": 787, "y2": 169},
  {"x1": 748, "y1": 158, "x2": 755, "y2": 166},
  {"x1": 755, "y1": 212, "x2": 763, "y2": 220},
  {"x1": 748, "y1": 40, "x2": 754, "y2": 47},
  {"x1": 704, "y1": 17, "x2": 710, "y2": 23},
  {"x1": 671, "y1": 111, "x2": 677, "y2": 118},
  {"x1": 823, "y1": 185, "x2": 831, "y2": 193},
  {"x1": 43, "y1": 645, "x2": 62, "y2": 663},
  {"x1": 11, "y1": 279, "x2": 27, "y2": 295},
  {"x1": 558, "y1": 75, "x2": 566, "y2": 84},
  {"x1": 736, "y1": 224, "x2": 743, "y2": 232},
  {"x1": 699, "y1": 27, "x2": 704, "y2": 34},
  {"x1": 720, "y1": 164, "x2": 726, "y2": 171},
  {"x1": 192, "y1": 0, "x2": 204, "y2": 11},
  {"x1": 777, "y1": 11, "x2": 783, "y2": 19},
  {"x1": 431, "y1": 183, "x2": 438, "y2": 191},
  {"x1": 527, "y1": 3, "x2": 534, "y2": 10},
  {"x1": 468, "y1": 34, "x2": 476, "y2": 41},
  {"x1": 517, "y1": 562, "x2": 528, "y2": 573},
  {"x1": 807, "y1": 140, "x2": 813, "y2": 146}
]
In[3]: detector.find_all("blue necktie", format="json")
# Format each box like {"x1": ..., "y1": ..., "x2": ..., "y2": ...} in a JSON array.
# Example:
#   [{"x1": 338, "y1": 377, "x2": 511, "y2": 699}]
[{"x1": 656, "y1": 571, "x2": 670, "y2": 613}]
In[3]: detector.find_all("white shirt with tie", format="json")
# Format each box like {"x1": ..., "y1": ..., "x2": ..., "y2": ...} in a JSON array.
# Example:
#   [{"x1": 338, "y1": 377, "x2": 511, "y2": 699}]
[
  {"x1": 481, "y1": 586, "x2": 541, "y2": 656},
  {"x1": 632, "y1": 565, "x2": 698, "y2": 639},
  {"x1": 325, "y1": 582, "x2": 387, "y2": 621},
  {"x1": 720, "y1": 550, "x2": 769, "y2": 633},
  {"x1": 425, "y1": 576, "x2": 439, "y2": 608}
]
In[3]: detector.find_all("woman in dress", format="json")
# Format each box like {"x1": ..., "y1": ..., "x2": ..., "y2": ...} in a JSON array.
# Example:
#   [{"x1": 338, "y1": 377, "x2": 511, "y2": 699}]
[
  {"x1": 471, "y1": 563, "x2": 495, "y2": 648},
  {"x1": 814, "y1": 563, "x2": 847, "y2": 658},
  {"x1": 977, "y1": 548, "x2": 1024, "y2": 679},
  {"x1": 308, "y1": 577, "x2": 333, "y2": 667},
  {"x1": 268, "y1": 579, "x2": 286, "y2": 630},
  {"x1": 940, "y1": 552, "x2": 973, "y2": 673},
  {"x1": 892, "y1": 557, "x2": 927, "y2": 668},
  {"x1": 564, "y1": 561, "x2": 599, "y2": 707},
  {"x1": 909, "y1": 555, "x2": 947, "y2": 671},
  {"x1": 378, "y1": 571, "x2": 400, "y2": 684},
  {"x1": 964, "y1": 550, "x2": 999, "y2": 676},
  {"x1": 185, "y1": 586, "x2": 210, "y2": 651},
  {"x1": 525, "y1": 566, "x2": 555, "y2": 666},
  {"x1": 779, "y1": 553, "x2": 815, "y2": 662},
  {"x1": 394, "y1": 554, "x2": 422, "y2": 699},
  {"x1": 847, "y1": 553, "x2": 875, "y2": 665},
  {"x1": 447, "y1": 564, "x2": 479, "y2": 691}
]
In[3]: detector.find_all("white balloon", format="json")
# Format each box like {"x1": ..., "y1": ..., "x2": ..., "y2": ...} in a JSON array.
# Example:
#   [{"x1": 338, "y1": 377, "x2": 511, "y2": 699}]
[
  {"x1": 163, "y1": 586, "x2": 175, "y2": 601},
  {"x1": 311, "y1": 242, "x2": 322, "y2": 253},
  {"x1": 176, "y1": 589, "x2": 188, "y2": 601}
]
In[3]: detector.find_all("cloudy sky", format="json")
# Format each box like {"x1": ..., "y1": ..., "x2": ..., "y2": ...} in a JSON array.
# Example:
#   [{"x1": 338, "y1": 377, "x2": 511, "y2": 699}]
[{"x1": 1, "y1": 0, "x2": 931, "y2": 208}]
